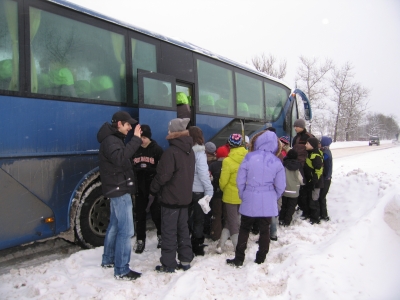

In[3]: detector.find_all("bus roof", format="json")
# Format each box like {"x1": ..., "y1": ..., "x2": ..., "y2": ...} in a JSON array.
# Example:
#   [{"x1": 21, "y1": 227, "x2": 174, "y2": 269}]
[{"x1": 51, "y1": 0, "x2": 291, "y2": 89}]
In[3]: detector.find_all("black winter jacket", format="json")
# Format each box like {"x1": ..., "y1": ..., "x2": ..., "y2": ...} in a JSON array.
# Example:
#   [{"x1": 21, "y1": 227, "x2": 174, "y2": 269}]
[
  {"x1": 97, "y1": 122, "x2": 142, "y2": 198},
  {"x1": 303, "y1": 149, "x2": 324, "y2": 189},
  {"x1": 150, "y1": 131, "x2": 195, "y2": 208}
]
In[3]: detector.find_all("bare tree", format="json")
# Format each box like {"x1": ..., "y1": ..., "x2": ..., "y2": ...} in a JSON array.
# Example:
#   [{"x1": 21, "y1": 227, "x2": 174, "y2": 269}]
[
  {"x1": 340, "y1": 82, "x2": 369, "y2": 141},
  {"x1": 364, "y1": 113, "x2": 400, "y2": 139},
  {"x1": 251, "y1": 53, "x2": 287, "y2": 79},
  {"x1": 296, "y1": 56, "x2": 333, "y2": 109},
  {"x1": 295, "y1": 56, "x2": 333, "y2": 132},
  {"x1": 330, "y1": 62, "x2": 355, "y2": 141}
]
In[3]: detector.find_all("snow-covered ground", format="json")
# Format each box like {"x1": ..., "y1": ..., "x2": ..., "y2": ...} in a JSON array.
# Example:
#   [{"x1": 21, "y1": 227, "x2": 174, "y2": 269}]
[{"x1": 1, "y1": 141, "x2": 400, "y2": 300}]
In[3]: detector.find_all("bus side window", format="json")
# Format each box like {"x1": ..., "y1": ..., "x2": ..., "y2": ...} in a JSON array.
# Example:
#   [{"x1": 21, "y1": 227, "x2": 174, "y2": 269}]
[
  {"x1": 90, "y1": 75, "x2": 116, "y2": 101},
  {"x1": 0, "y1": 59, "x2": 12, "y2": 90},
  {"x1": 200, "y1": 95, "x2": 215, "y2": 113}
]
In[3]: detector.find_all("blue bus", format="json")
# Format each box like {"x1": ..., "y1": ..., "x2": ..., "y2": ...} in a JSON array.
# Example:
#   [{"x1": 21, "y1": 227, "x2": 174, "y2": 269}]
[{"x1": 0, "y1": 0, "x2": 311, "y2": 250}]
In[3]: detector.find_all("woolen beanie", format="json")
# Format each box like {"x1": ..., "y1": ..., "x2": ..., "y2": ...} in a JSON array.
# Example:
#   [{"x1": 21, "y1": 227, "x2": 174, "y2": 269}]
[
  {"x1": 293, "y1": 119, "x2": 306, "y2": 129},
  {"x1": 228, "y1": 133, "x2": 242, "y2": 147},
  {"x1": 320, "y1": 136, "x2": 332, "y2": 147},
  {"x1": 286, "y1": 149, "x2": 298, "y2": 160},
  {"x1": 205, "y1": 142, "x2": 216, "y2": 154},
  {"x1": 216, "y1": 145, "x2": 230, "y2": 158},
  {"x1": 141, "y1": 124, "x2": 152, "y2": 139},
  {"x1": 307, "y1": 137, "x2": 319, "y2": 150},
  {"x1": 279, "y1": 135, "x2": 290, "y2": 145},
  {"x1": 168, "y1": 118, "x2": 190, "y2": 133}
]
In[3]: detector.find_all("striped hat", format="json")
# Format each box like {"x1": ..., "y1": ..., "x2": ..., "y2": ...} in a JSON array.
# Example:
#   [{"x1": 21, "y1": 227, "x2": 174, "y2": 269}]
[
  {"x1": 228, "y1": 133, "x2": 242, "y2": 147},
  {"x1": 279, "y1": 136, "x2": 290, "y2": 145}
]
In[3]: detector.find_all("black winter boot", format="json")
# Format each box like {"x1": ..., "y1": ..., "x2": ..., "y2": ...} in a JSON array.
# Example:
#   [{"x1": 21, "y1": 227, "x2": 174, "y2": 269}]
[
  {"x1": 254, "y1": 251, "x2": 266, "y2": 264},
  {"x1": 191, "y1": 237, "x2": 207, "y2": 256}
]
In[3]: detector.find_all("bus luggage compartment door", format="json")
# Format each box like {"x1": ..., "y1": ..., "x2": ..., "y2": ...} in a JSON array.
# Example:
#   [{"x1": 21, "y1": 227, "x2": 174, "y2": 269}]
[{"x1": 0, "y1": 168, "x2": 54, "y2": 250}]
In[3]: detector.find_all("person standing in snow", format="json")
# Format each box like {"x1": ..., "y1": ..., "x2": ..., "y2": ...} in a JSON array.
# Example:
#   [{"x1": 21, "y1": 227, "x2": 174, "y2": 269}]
[
  {"x1": 132, "y1": 125, "x2": 163, "y2": 254},
  {"x1": 292, "y1": 119, "x2": 314, "y2": 219},
  {"x1": 227, "y1": 130, "x2": 285, "y2": 267},
  {"x1": 304, "y1": 137, "x2": 324, "y2": 225},
  {"x1": 150, "y1": 118, "x2": 195, "y2": 273},
  {"x1": 209, "y1": 145, "x2": 230, "y2": 241},
  {"x1": 319, "y1": 136, "x2": 333, "y2": 221},
  {"x1": 216, "y1": 134, "x2": 247, "y2": 254},
  {"x1": 98, "y1": 111, "x2": 142, "y2": 280},
  {"x1": 279, "y1": 149, "x2": 304, "y2": 226},
  {"x1": 188, "y1": 126, "x2": 214, "y2": 256}
]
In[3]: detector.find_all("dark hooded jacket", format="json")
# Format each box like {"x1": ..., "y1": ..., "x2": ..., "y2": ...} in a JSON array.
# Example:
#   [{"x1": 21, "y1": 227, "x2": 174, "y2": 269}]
[
  {"x1": 304, "y1": 147, "x2": 324, "y2": 189},
  {"x1": 320, "y1": 136, "x2": 333, "y2": 180},
  {"x1": 150, "y1": 130, "x2": 195, "y2": 208},
  {"x1": 97, "y1": 122, "x2": 142, "y2": 198},
  {"x1": 292, "y1": 128, "x2": 314, "y2": 166}
]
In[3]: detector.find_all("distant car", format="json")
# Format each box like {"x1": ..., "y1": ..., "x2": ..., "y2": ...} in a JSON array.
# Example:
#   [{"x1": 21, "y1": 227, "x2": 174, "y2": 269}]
[{"x1": 369, "y1": 136, "x2": 380, "y2": 146}]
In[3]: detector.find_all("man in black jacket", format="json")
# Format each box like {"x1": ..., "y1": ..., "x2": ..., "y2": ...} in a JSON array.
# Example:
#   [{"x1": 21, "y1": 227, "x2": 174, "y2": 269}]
[
  {"x1": 132, "y1": 125, "x2": 163, "y2": 254},
  {"x1": 150, "y1": 118, "x2": 195, "y2": 273},
  {"x1": 97, "y1": 111, "x2": 142, "y2": 281}
]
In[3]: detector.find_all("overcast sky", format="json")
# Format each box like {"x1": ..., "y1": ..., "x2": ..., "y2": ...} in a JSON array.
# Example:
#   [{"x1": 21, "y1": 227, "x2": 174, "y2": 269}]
[{"x1": 68, "y1": 0, "x2": 400, "y2": 121}]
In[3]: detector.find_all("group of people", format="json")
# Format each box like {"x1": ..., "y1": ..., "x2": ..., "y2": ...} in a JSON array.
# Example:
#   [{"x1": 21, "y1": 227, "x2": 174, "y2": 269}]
[{"x1": 96, "y1": 111, "x2": 333, "y2": 280}]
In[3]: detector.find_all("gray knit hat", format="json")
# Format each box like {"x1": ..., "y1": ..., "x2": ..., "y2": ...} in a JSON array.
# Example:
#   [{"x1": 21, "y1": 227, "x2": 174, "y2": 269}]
[
  {"x1": 168, "y1": 118, "x2": 190, "y2": 133},
  {"x1": 293, "y1": 119, "x2": 306, "y2": 129},
  {"x1": 205, "y1": 142, "x2": 216, "y2": 154}
]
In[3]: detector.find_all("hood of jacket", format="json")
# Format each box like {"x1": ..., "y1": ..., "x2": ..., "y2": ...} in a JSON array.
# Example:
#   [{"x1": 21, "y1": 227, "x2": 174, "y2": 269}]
[
  {"x1": 320, "y1": 136, "x2": 332, "y2": 147},
  {"x1": 97, "y1": 122, "x2": 125, "y2": 143},
  {"x1": 254, "y1": 131, "x2": 278, "y2": 153},
  {"x1": 228, "y1": 146, "x2": 247, "y2": 164},
  {"x1": 192, "y1": 144, "x2": 205, "y2": 153},
  {"x1": 167, "y1": 130, "x2": 193, "y2": 154},
  {"x1": 283, "y1": 158, "x2": 301, "y2": 171}
]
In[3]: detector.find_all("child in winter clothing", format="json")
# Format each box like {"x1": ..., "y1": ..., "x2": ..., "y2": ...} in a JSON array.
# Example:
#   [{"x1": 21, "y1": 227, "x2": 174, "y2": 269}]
[
  {"x1": 319, "y1": 136, "x2": 333, "y2": 221},
  {"x1": 227, "y1": 131, "x2": 285, "y2": 267},
  {"x1": 132, "y1": 125, "x2": 163, "y2": 254},
  {"x1": 217, "y1": 134, "x2": 247, "y2": 254},
  {"x1": 209, "y1": 146, "x2": 230, "y2": 241},
  {"x1": 150, "y1": 118, "x2": 195, "y2": 273},
  {"x1": 188, "y1": 126, "x2": 214, "y2": 256},
  {"x1": 279, "y1": 149, "x2": 304, "y2": 226},
  {"x1": 304, "y1": 137, "x2": 324, "y2": 224},
  {"x1": 279, "y1": 136, "x2": 291, "y2": 157}
]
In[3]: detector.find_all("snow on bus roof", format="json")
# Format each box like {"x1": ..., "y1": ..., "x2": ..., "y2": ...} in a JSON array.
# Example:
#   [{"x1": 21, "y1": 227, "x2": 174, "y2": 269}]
[{"x1": 50, "y1": 0, "x2": 291, "y2": 89}]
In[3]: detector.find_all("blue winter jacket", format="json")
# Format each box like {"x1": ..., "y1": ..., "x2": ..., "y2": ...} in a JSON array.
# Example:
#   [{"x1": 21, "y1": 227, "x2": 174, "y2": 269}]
[
  {"x1": 237, "y1": 131, "x2": 286, "y2": 217},
  {"x1": 320, "y1": 136, "x2": 333, "y2": 180}
]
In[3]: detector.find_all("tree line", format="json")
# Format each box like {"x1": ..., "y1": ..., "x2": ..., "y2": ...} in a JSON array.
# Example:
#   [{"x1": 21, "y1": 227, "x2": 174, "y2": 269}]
[{"x1": 251, "y1": 54, "x2": 399, "y2": 142}]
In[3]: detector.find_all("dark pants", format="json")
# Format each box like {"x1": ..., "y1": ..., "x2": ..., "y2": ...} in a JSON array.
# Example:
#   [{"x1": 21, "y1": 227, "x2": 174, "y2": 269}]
[
  {"x1": 188, "y1": 192, "x2": 205, "y2": 239},
  {"x1": 235, "y1": 215, "x2": 271, "y2": 263},
  {"x1": 319, "y1": 179, "x2": 331, "y2": 218},
  {"x1": 309, "y1": 188, "x2": 321, "y2": 222},
  {"x1": 210, "y1": 196, "x2": 223, "y2": 241},
  {"x1": 135, "y1": 187, "x2": 161, "y2": 241},
  {"x1": 160, "y1": 206, "x2": 193, "y2": 268},
  {"x1": 279, "y1": 196, "x2": 298, "y2": 225},
  {"x1": 298, "y1": 186, "x2": 309, "y2": 216}
]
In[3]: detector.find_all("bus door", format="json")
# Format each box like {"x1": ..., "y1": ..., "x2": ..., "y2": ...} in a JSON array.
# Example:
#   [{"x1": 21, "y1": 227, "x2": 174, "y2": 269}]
[
  {"x1": 176, "y1": 82, "x2": 194, "y2": 125},
  {"x1": 138, "y1": 71, "x2": 177, "y2": 149},
  {"x1": 284, "y1": 89, "x2": 312, "y2": 140}
]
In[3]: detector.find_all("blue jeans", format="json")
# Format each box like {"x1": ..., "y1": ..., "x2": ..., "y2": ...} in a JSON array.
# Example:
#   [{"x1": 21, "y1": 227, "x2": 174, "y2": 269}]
[
  {"x1": 270, "y1": 216, "x2": 277, "y2": 238},
  {"x1": 101, "y1": 193, "x2": 134, "y2": 276}
]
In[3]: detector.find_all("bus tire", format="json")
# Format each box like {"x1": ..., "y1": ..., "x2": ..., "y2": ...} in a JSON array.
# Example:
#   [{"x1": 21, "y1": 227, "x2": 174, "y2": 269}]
[{"x1": 75, "y1": 182, "x2": 110, "y2": 248}]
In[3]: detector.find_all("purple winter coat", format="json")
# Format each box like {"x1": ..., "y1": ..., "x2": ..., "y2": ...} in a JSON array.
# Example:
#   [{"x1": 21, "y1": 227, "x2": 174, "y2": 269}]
[{"x1": 237, "y1": 131, "x2": 286, "y2": 217}]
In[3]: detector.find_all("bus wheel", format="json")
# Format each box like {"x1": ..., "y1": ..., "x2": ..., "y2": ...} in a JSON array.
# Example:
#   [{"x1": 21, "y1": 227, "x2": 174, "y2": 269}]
[{"x1": 75, "y1": 183, "x2": 110, "y2": 248}]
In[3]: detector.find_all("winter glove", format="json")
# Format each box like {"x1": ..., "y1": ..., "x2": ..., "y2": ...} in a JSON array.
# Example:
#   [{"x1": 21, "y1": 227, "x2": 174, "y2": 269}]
[
  {"x1": 146, "y1": 195, "x2": 155, "y2": 213},
  {"x1": 198, "y1": 195, "x2": 212, "y2": 214}
]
